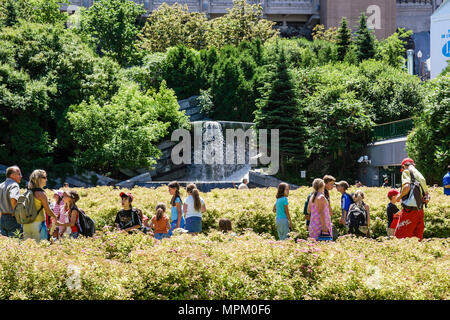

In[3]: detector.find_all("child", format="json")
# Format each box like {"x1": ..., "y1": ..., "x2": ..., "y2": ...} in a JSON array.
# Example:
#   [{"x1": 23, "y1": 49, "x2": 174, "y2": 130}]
[
  {"x1": 347, "y1": 190, "x2": 370, "y2": 237},
  {"x1": 50, "y1": 190, "x2": 65, "y2": 239},
  {"x1": 183, "y1": 184, "x2": 206, "y2": 235},
  {"x1": 218, "y1": 218, "x2": 237, "y2": 237},
  {"x1": 307, "y1": 178, "x2": 332, "y2": 240},
  {"x1": 272, "y1": 183, "x2": 293, "y2": 240},
  {"x1": 149, "y1": 203, "x2": 170, "y2": 240},
  {"x1": 387, "y1": 189, "x2": 400, "y2": 237},
  {"x1": 168, "y1": 181, "x2": 185, "y2": 235},
  {"x1": 56, "y1": 190, "x2": 82, "y2": 239},
  {"x1": 336, "y1": 181, "x2": 353, "y2": 226},
  {"x1": 114, "y1": 192, "x2": 143, "y2": 234}
]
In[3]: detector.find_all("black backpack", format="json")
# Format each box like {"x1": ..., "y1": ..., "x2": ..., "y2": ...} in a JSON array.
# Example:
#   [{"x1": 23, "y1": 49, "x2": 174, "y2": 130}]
[
  {"x1": 72, "y1": 206, "x2": 96, "y2": 237},
  {"x1": 347, "y1": 202, "x2": 367, "y2": 235}
]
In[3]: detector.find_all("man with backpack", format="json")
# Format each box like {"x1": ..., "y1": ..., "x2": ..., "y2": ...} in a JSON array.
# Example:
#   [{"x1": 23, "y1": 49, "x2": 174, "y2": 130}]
[
  {"x1": 0, "y1": 166, "x2": 23, "y2": 237},
  {"x1": 394, "y1": 158, "x2": 429, "y2": 241}
]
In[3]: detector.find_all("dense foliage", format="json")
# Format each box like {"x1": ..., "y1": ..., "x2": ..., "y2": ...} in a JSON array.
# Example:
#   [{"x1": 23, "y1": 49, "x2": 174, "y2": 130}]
[
  {"x1": 136, "y1": 0, "x2": 278, "y2": 53},
  {"x1": 78, "y1": 0, "x2": 145, "y2": 66},
  {"x1": 407, "y1": 74, "x2": 450, "y2": 184},
  {"x1": 0, "y1": 231, "x2": 448, "y2": 300}
]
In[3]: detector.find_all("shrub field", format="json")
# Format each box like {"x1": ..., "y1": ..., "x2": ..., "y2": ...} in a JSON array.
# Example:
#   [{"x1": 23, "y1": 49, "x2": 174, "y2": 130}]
[{"x1": 0, "y1": 186, "x2": 448, "y2": 300}]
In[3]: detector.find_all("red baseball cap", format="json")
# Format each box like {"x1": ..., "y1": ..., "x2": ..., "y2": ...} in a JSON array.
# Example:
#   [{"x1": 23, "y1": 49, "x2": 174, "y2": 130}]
[
  {"x1": 120, "y1": 192, "x2": 133, "y2": 201},
  {"x1": 400, "y1": 158, "x2": 415, "y2": 172},
  {"x1": 387, "y1": 189, "x2": 399, "y2": 198}
]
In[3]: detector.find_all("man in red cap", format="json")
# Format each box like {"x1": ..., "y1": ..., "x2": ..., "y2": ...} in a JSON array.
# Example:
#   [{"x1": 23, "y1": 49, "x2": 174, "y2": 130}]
[{"x1": 394, "y1": 158, "x2": 429, "y2": 241}]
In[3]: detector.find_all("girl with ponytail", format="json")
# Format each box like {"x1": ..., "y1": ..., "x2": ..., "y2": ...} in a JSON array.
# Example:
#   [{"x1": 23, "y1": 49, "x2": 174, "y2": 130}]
[
  {"x1": 273, "y1": 182, "x2": 293, "y2": 240},
  {"x1": 150, "y1": 203, "x2": 170, "y2": 240},
  {"x1": 307, "y1": 178, "x2": 332, "y2": 240},
  {"x1": 183, "y1": 183, "x2": 206, "y2": 235},
  {"x1": 168, "y1": 181, "x2": 185, "y2": 236}
]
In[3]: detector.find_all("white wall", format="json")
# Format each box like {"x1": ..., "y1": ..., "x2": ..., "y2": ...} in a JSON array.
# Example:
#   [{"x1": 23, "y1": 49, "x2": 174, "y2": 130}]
[{"x1": 430, "y1": 5, "x2": 450, "y2": 78}]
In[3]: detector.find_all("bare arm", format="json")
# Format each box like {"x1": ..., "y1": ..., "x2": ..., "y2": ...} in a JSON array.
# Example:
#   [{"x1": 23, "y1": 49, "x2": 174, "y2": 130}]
[
  {"x1": 183, "y1": 203, "x2": 187, "y2": 218},
  {"x1": 201, "y1": 203, "x2": 206, "y2": 213},
  {"x1": 396, "y1": 184, "x2": 410, "y2": 202},
  {"x1": 58, "y1": 209, "x2": 78, "y2": 228},
  {"x1": 10, "y1": 198, "x2": 17, "y2": 210},
  {"x1": 284, "y1": 205, "x2": 292, "y2": 229},
  {"x1": 176, "y1": 202, "x2": 182, "y2": 228},
  {"x1": 273, "y1": 204, "x2": 276, "y2": 213}
]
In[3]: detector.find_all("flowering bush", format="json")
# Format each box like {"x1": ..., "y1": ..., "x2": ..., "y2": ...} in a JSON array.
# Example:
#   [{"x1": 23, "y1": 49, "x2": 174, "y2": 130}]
[
  {"x1": 59, "y1": 186, "x2": 449, "y2": 239},
  {"x1": 0, "y1": 231, "x2": 448, "y2": 299}
]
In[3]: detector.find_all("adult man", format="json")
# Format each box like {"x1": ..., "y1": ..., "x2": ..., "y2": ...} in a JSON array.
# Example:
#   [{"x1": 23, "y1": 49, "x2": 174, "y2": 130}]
[
  {"x1": 0, "y1": 166, "x2": 23, "y2": 237},
  {"x1": 394, "y1": 158, "x2": 429, "y2": 241},
  {"x1": 443, "y1": 165, "x2": 450, "y2": 196}
]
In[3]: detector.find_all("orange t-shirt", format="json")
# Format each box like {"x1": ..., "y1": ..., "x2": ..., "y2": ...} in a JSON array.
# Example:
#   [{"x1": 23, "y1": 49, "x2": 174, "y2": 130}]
[{"x1": 151, "y1": 215, "x2": 169, "y2": 234}]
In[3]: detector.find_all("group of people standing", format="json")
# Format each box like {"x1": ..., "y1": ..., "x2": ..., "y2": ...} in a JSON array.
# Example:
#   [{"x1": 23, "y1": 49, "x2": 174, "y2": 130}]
[
  {"x1": 0, "y1": 166, "x2": 82, "y2": 241},
  {"x1": 0, "y1": 157, "x2": 440, "y2": 243},
  {"x1": 274, "y1": 157, "x2": 431, "y2": 242}
]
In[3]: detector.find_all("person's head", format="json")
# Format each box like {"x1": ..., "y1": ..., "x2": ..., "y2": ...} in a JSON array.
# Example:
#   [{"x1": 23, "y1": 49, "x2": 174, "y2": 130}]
[
  {"x1": 355, "y1": 180, "x2": 362, "y2": 187},
  {"x1": 53, "y1": 190, "x2": 64, "y2": 204},
  {"x1": 120, "y1": 192, "x2": 133, "y2": 209},
  {"x1": 387, "y1": 189, "x2": 399, "y2": 203},
  {"x1": 353, "y1": 189, "x2": 365, "y2": 203},
  {"x1": 186, "y1": 183, "x2": 196, "y2": 195},
  {"x1": 218, "y1": 218, "x2": 232, "y2": 233},
  {"x1": 311, "y1": 178, "x2": 325, "y2": 203},
  {"x1": 6, "y1": 166, "x2": 22, "y2": 184},
  {"x1": 63, "y1": 190, "x2": 79, "y2": 209},
  {"x1": 400, "y1": 158, "x2": 415, "y2": 173},
  {"x1": 384, "y1": 177, "x2": 389, "y2": 183},
  {"x1": 336, "y1": 181, "x2": 349, "y2": 194},
  {"x1": 242, "y1": 178, "x2": 248, "y2": 185},
  {"x1": 63, "y1": 182, "x2": 69, "y2": 188},
  {"x1": 323, "y1": 175, "x2": 336, "y2": 191},
  {"x1": 28, "y1": 169, "x2": 47, "y2": 189},
  {"x1": 276, "y1": 183, "x2": 289, "y2": 198},
  {"x1": 168, "y1": 181, "x2": 181, "y2": 206}
]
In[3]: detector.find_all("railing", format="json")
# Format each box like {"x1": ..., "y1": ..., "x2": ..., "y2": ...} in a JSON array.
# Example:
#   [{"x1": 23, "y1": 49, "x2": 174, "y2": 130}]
[{"x1": 372, "y1": 118, "x2": 414, "y2": 142}]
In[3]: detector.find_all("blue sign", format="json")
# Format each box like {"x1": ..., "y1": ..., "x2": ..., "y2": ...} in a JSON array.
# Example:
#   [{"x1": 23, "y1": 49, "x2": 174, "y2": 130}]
[{"x1": 443, "y1": 41, "x2": 450, "y2": 58}]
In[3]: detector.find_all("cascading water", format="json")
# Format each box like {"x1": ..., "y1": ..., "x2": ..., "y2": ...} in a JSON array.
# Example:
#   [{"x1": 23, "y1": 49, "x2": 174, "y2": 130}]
[{"x1": 185, "y1": 121, "x2": 252, "y2": 182}]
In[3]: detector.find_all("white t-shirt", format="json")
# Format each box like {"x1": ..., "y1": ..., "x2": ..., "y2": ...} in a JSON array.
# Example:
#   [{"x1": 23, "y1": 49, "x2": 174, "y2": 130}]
[
  {"x1": 238, "y1": 183, "x2": 248, "y2": 189},
  {"x1": 184, "y1": 195, "x2": 205, "y2": 218}
]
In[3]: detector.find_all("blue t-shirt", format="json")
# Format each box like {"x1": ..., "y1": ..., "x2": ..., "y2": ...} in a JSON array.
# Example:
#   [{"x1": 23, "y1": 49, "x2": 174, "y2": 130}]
[
  {"x1": 444, "y1": 172, "x2": 450, "y2": 196},
  {"x1": 276, "y1": 197, "x2": 288, "y2": 219},
  {"x1": 341, "y1": 193, "x2": 352, "y2": 218},
  {"x1": 171, "y1": 197, "x2": 184, "y2": 221}
]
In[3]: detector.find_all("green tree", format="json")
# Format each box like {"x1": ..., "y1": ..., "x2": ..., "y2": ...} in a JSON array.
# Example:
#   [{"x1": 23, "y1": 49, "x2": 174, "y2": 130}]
[
  {"x1": 354, "y1": 13, "x2": 376, "y2": 62},
  {"x1": 336, "y1": 17, "x2": 352, "y2": 61},
  {"x1": 67, "y1": 83, "x2": 171, "y2": 174},
  {"x1": 206, "y1": 0, "x2": 278, "y2": 48},
  {"x1": 0, "y1": 0, "x2": 18, "y2": 27},
  {"x1": 136, "y1": 3, "x2": 208, "y2": 52},
  {"x1": 79, "y1": 0, "x2": 145, "y2": 66},
  {"x1": 254, "y1": 45, "x2": 306, "y2": 177},
  {"x1": 161, "y1": 45, "x2": 202, "y2": 100},
  {"x1": 406, "y1": 74, "x2": 450, "y2": 183},
  {"x1": 376, "y1": 28, "x2": 412, "y2": 68}
]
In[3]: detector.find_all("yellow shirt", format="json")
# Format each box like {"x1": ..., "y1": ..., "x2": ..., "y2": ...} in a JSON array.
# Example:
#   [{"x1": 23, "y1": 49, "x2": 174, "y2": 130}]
[
  {"x1": 33, "y1": 197, "x2": 45, "y2": 223},
  {"x1": 401, "y1": 167, "x2": 428, "y2": 193}
]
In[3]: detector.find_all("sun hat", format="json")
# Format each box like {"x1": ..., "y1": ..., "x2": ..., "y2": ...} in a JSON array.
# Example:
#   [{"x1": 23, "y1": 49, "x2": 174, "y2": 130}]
[{"x1": 53, "y1": 190, "x2": 64, "y2": 198}]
